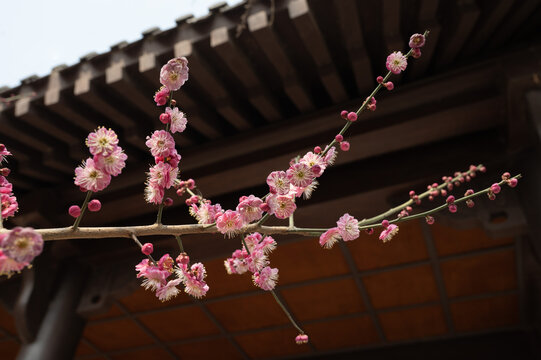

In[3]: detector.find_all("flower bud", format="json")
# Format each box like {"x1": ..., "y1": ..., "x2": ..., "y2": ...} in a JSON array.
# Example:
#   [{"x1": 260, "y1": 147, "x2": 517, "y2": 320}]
[
  {"x1": 141, "y1": 243, "x2": 154, "y2": 255},
  {"x1": 88, "y1": 199, "x2": 101, "y2": 212},
  {"x1": 491, "y1": 183, "x2": 501, "y2": 194},
  {"x1": 159, "y1": 113, "x2": 171, "y2": 124},
  {"x1": 68, "y1": 205, "x2": 81, "y2": 218}
]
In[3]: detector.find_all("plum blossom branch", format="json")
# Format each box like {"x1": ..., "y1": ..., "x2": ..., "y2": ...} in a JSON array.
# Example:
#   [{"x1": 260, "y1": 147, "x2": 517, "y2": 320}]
[
  {"x1": 72, "y1": 191, "x2": 92, "y2": 230},
  {"x1": 358, "y1": 163, "x2": 484, "y2": 226},
  {"x1": 2, "y1": 30, "x2": 523, "y2": 346},
  {"x1": 374, "y1": 174, "x2": 523, "y2": 228}
]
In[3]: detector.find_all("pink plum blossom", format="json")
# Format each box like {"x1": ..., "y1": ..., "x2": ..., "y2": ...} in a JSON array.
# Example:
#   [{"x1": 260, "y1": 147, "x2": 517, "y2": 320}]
[
  {"x1": 319, "y1": 227, "x2": 341, "y2": 249},
  {"x1": 225, "y1": 249, "x2": 251, "y2": 275},
  {"x1": 323, "y1": 146, "x2": 337, "y2": 166},
  {"x1": 0, "y1": 144, "x2": 11, "y2": 163},
  {"x1": 74, "y1": 158, "x2": 112, "y2": 192},
  {"x1": 1, "y1": 193, "x2": 18, "y2": 219},
  {"x1": 386, "y1": 51, "x2": 408, "y2": 74},
  {"x1": 0, "y1": 249, "x2": 26, "y2": 278},
  {"x1": 253, "y1": 266, "x2": 279, "y2": 291},
  {"x1": 300, "y1": 152, "x2": 326, "y2": 175},
  {"x1": 160, "y1": 57, "x2": 189, "y2": 91},
  {"x1": 183, "y1": 275, "x2": 209, "y2": 298},
  {"x1": 94, "y1": 146, "x2": 127, "y2": 176},
  {"x1": 145, "y1": 130, "x2": 175, "y2": 158},
  {"x1": 161, "y1": 148, "x2": 181, "y2": 168},
  {"x1": 135, "y1": 259, "x2": 151, "y2": 278},
  {"x1": 257, "y1": 236, "x2": 277, "y2": 255},
  {"x1": 295, "y1": 334, "x2": 309, "y2": 344},
  {"x1": 156, "y1": 278, "x2": 182, "y2": 301},
  {"x1": 243, "y1": 232, "x2": 263, "y2": 252},
  {"x1": 266, "y1": 171, "x2": 290, "y2": 195},
  {"x1": 409, "y1": 33, "x2": 426, "y2": 48},
  {"x1": 189, "y1": 202, "x2": 223, "y2": 225},
  {"x1": 85, "y1": 127, "x2": 119, "y2": 157},
  {"x1": 379, "y1": 224, "x2": 399, "y2": 243},
  {"x1": 267, "y1": 194, "x2": 296, "y2": 219},
  {"x1": 0, "y1": 227, "x2": 43, "y2": 263},
  {"x1": 178, "y1": 262, "x2": 209, "y2": 299},
  {"x1": 336, "y1": 213, "x2": 359, "y2": 241},
  {"x1": 154, "y1": 86, "x2": 170, "y2": 106},
  {"x1": 140, "y1": 266, "x2": 169, "y2": 291},
  {"x1": 236, "y1": 195, "x2": 263, "y2": 223},
  {"x1": 148, "y1": 162, "x2": 177, "y2": 189},
  {"x1": 216, "y1": 210, "x2": 244, "y2": 237},
  {"x1": 158, "y1": 254, "x2": 175, "y2": 273},
  {"x1": 166, "y1": 107, "x2": 188, "y2": 134},
  {"x1": 287, "y1": 163, "x2": 315, "y2": 188},
  {"x1": 0, "y1": 177, "x2": 12, "y2": 194},
  {"x1": 144, "y1": 182, "x2": 164, "y2": 204}
]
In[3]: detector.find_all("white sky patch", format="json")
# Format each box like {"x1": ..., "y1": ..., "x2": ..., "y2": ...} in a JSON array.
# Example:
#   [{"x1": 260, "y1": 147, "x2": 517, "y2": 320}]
[{"x1": 0, "y1": 0, "x2": 241, "y2": 88}]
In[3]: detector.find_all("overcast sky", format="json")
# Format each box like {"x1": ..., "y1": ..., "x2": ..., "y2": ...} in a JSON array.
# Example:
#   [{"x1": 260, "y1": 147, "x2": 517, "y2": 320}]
[{"x1": 0, "y1": 0, "x2": 239, "y2": 88}]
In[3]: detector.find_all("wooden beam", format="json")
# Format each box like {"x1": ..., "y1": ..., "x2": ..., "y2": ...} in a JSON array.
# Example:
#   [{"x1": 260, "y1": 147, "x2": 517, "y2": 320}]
[
  {"x1": 210, "y1": 26, "x2": 283, "y2": 122},
  {"x1": 14, "y1": 97, "x2": 83, "y2": 155},
  {"x1": 434, "y1": 0, "x2": 480, "y2": 70},
  {"x1": 288, "y1": 0, "x2": 348, "y2": 103},
  {"x1": 487, "y1": 0, "x2": 541, "y2": 49},
  {"x1": 382, "y1": 0, "x2": 403, "y2": 54},
  {"x1": 333, "y1": 0, "x2": 374, "y2": 93},
  {"x1": 44, "y1": 87, "x2": 97, "y2": 133},
  {"x1": 248, "y1": 10, "x2": 315, "y2": 112},
  {"x1": 179, "y1": 62, "x2": 500, "y2": 173},
  {"x1": 174, "y1": 40, "x2": 253, "y2": 131},
  {"x1": 461, "y1": 0, "x2": 515, "y2": 57}
]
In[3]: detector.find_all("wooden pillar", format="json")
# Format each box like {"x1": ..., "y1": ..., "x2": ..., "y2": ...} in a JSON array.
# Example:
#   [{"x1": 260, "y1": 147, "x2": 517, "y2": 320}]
[{"x1": 16, "y1": 263, "x2": 87, "y2": 360}]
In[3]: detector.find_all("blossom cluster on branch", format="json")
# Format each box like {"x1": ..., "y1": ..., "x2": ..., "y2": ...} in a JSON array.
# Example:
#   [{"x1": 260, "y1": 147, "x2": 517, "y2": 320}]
[
  {"x1": 0, "y1": 148, "x2": 43, "y2": 277},
  {"x1": 0, "y1": 31, "x2": 522, "y2": 345}
]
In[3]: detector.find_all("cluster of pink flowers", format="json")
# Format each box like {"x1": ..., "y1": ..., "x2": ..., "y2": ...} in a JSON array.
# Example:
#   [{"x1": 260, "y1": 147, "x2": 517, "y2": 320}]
[
  {"x1": 186, "y1": 193, "x2": 265, "y2": 238},
  {"x1": 0, "y1": 227, "x2": 43, "y2": 278},
  {"x1": 224, "y1": 233, "x2": 279, "y2": 291},
  {"x1": 385, "y1": 33, "x2": 426, "y2": 74},
  {"x1": 74, "y1": 127, "x2": 127, "y2": 192},
  {"x1": 183, "y1": 146, "x2": 338, "y2": 238},
  {"x1": 135, "y1": 249, "x2": 208, "y2": 301},
  {"x1": 144, "y1": 130, "x2": 180, "y2": 204},
  {"x1": 264, "y1": 147, "x2": 337, "y2": 220},
  {"x1": 1, "y1": 145, "x2": 17, "y2": 220},
  {"x1": 319, "y1": 213, "x2": 361, "y2": 249},
  {"x1": 145, "y1": 57, "x2": 190, "y2": 205}
]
